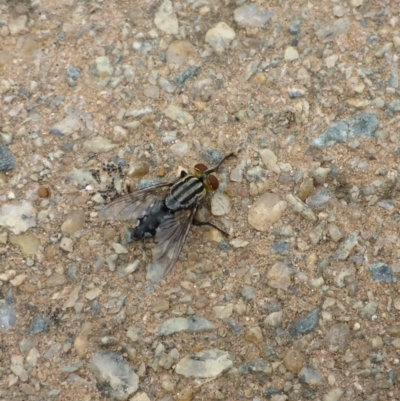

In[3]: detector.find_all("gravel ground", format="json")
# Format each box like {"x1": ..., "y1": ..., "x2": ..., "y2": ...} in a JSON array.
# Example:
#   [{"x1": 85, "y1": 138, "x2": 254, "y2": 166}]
[{"x1": 1, "y1": 1, "x2": 400, "y2": 400}]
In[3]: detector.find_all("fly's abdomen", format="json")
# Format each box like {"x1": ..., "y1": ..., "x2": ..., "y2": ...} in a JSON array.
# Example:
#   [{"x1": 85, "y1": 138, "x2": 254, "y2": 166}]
[
  {"x1": 132, "y1": 202, "x2": 168, "y2": 240},
  {"x1": 165, "y1": 176, "x2": 206, "y2": 211}
]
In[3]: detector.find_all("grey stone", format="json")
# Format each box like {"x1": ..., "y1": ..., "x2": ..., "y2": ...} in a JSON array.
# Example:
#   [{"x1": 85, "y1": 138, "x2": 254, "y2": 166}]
[
  {"x1": 234, "y1": 4, "x2": 274, "y2": 28},
  {"x1": 202, "y1": 149, "x2": 223, "y2": 165},
  {"x1": 242, "y1": 360, "x2": 272, "y2": 376},
  {"x1": 227, "y1": 319, "x2": 244, "y2": 337},
  {"x1": 29, "y1": 316, "x2": 50, "y2": 334},
  {"x1": 325, "y1": 324, "x2": 351, "y2": 353},
  {"x1": 370, "y1": 263, "x2": 395, "y2": 283},
  {"x1": 387, "y1": 100, "x2": 400, "y2": 112},
  {"x1": 155, "y1": 316, "x2": 216, "y2": 336},
  {"x1": 289, "y1": 18, "x2": 302, "y2": 35},
  {"x1": 334, "y1": 233, "x2": 359, "y2": 260},
  {"x1": 0, "y1": 299, "x2": 17, "y2": 330},
  {"x1": 175, "y1": 349, "x2": 234, "y2": 378},
  {"x1": 90, "y1": 352, "x2": 139, "y2": 400},
  {"x1": 174, "y1": 67, "x2": 200, "y2": 87},
  {"x1": 0, "y1": 143, "x2": 15, "y2": 171},
  {"x1": 299, "y1": 365, "x2": 325, "y2": 386},
  {"x1": 312, "y1": 113, "x2": 378, "y2": 148},
  {"x1": 289, "y1": 309, "x2": 319, "y2": 338},
  {"x1": 315, "y1": 18, "x2": 349, "y2": 40}
]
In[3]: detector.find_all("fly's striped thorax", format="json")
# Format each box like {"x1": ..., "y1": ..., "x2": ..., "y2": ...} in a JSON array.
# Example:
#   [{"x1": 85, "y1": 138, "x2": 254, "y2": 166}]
[{"x1": 165, "y1": 175, "x2": 206, "y2": 211}]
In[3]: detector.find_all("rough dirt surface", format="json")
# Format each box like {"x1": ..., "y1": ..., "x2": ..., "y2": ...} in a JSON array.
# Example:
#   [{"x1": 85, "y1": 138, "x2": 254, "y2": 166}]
[{"x1": 1, "y1": 1, "x2": 400, "y2": 401}]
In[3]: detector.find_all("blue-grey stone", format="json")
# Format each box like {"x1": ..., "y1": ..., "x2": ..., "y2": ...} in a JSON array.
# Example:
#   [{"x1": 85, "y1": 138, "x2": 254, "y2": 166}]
[
  {"x1": 311, "y1": 121, "x2": 349, "y2": 148},
  {"x1": 377, "y1": 200, "x2": 394, "y2": 211},
  {"x1": 262, "y1": 342, "x2": 277, "y2": 358},
  {"x1": 262, "y1": 302, "x2": 281, "y2": 314},
  {"x1": 0, "y1": 143, "x2": 15, "y2": 171},
  {"x1": 227, "y1": 319, "x2": 244, "y2": 337},
  {"x1": 51, "y1": 95, "x2": 65, "y2": 108},
  {"x1": 66, "y1": 66, "x2": 80, "y2": 80},
  {"x1": 122, "y1": 227, "x2": 135, "y2": 245},
  {"x1": 217, "y1": 241, "x2": 230, "y2": 251},
  {"x1": 67, "y1": 78, "x2": 77, "y2": 87},
  {"x1": 156, "y1": 316, "x2": 216, "y2": 336},
  {"x1": 0, "y1": 301, "x2": 17, "y2": 330},
  {"x1": 145, "y1": 284, "x2": 154, "y2": 295},
  {"x1": 174, "y1": 67, "x2": 200, "y2": 87},
  {"x1": 387, "y1": 100, "x2": 400, "y2": 112},
  {"x1": 388, "y1": 64, "x2": 399, "y2": 88},
  {"x1": 367, "y1": 35, "x2": 379, "y2": 43},
  {"x1": 263, "y1": 388, "x2": 282, "y2": 398},
  {"x1": 91, "y1": 300, "x2": 101, "y2": 315},
  {"x1": 369, "y1": 263, "x2": 395, "y2": 283},
  {"x1": 347, "y1": 113, "x2": 378, "y2": 139},
  {"x1": 29, "y1": 315, "x2": 51, "y2": 334},
  {"x1": 90, "y1": 352, "x2": 138, "y2": 399},
  {"x1": 271, "y1": 241, "x2": 290, "y2": 254},
  {"x1": 312, "y1": 113, "x2": 378, "y2": 148},
  {"x1": 61, "y1": 362, "x2": 83, "y2": 373},
  {"x1": 288, "y1": 88, "x2": 304, "y2": 99},
  {"x1": 246, "y1": 359, "x2": 271, "y2": 376},
  {"x1": 201, "y1": 149, "x2": 223, "y2": 165},
  {"x1": 314, "y1": 18, "x2": 348, "y2": 40},
  {"x1": 289, "y1": 308, "x2": 319, "y2": 338},
  {"x1": 49, "y1": 128, "x2": 64, "y2": 137},
  {"x1": 241, "y1": 285, "x2": 256, "y2": 301},
  {"x1": 289, "y1": 18, "x2": 301, "y2": 35},
  {"x1": 299, "y1": 365, "x2": 325, "y2": 386}
]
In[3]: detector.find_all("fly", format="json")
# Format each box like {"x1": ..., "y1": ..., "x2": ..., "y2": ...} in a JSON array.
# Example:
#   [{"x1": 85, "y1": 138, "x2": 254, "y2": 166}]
[{"x1": 98, "y1": 153, "x2": 236, "y2": 282}]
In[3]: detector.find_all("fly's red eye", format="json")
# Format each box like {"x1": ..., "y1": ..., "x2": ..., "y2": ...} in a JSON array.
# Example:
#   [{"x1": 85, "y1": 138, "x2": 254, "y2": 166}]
[
  {"x1": 194, "y1": 163, "x2": 208, "y2": 172},
  {"x1": 207, "y1": 175, "x2": 219, "y2": 190}
]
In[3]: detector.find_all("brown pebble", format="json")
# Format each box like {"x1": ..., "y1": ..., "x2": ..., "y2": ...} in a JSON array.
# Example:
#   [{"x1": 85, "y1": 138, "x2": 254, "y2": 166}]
[
  {"x1": 74, "y1": 336, "x2": 89, "y2": 359},
  {"x1": 103, "y1": 227, "x2": 117, "y2": 241},
  {"x1": 297, "y1": 177, "x2": 314, "y2": 201},
  {"x1": 44, "y1": 244, "x2": 59, "y2": 261},
  {"x1": 388, "y1": 325, "x2": 400, "y2": 338},
  {"x1": 128, "y1": 162, "x2": 150, "y2": 178},
  {"x1": 61, "y1": 210, "x2": 85, "y2": 235},
  {"x1": 151, "y1": 299, "x2": 170, "y2": 313},
  {"x1": 81, "y1": 322, "x2": 93, "y2": 337},
  {"x1": 195, "y1": 296, "x2": 209, "y2": 309},
  {"x1": 176, "y1": 387, "x2": 193, "y2": 401},
  {"x1": 245, "y1": 326, "x2": 263, "y2": 343},
  {"x1": 45, "y1": 274, "x2": 69, "y2": 288},
  {"x1": 237, "y1": 186, "x2": 248, "y2": 198},
  {"x1": 38, "y1": 187, "x2": 51, "y2": 198},
  {"x1": 283, "y1": 349, "x2": 305, "y2": 373},
  {"x1": 154, "y1": 166, "x2": 166, "y2": 177},
  {"x1": 20, "y1": 283, "x2": 37, "y2": 293},
  {"x1": 278, "y1": 173, "x2": 292, "y2": 185}
]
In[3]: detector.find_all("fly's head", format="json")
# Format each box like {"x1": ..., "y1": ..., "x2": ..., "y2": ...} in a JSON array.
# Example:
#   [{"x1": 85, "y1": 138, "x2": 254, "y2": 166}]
[{"x1": 194, "y1": 163, "x2": 219, "y2": 193}]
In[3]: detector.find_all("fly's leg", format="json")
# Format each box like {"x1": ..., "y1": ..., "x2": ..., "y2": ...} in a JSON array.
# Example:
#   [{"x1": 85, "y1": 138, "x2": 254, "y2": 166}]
[
  {"x1": 206, "y1": 152, "x2": 236, "y2": 174},
  {"x1": 192, "y1": 219, "x2": 229, "y2": 236}
]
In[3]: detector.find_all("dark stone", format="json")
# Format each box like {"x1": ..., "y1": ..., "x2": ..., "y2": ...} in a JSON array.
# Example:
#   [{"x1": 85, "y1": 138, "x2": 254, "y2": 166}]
[
  {"x1": 369, "y1": 263, "x2": 395, "y2": 283},
  {"x1": 29, "y1": 315, "x2": 50, "y2": 334},
  {"x1": 289, "y1": 309, "x2": 319, "y2": 338},
  {"x1": 0, "y1": 143, "x2": 15, "y2": 171},
  {"x1": 174, "y1": 67, "x2": 200, "y2": 87}
]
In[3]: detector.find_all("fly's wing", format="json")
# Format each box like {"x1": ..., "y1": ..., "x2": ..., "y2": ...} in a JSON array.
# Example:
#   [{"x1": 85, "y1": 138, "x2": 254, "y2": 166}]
[
  {"x1": 146, "y1": 208, "x2": 196, "y2": 283},
  {"x1": 98, "y1": 183, "x2": 171, "y2": 222}
]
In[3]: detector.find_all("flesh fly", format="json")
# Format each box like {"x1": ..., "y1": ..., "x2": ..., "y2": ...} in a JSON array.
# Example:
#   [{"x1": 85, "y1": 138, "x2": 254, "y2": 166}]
[{"x1": 98, "y1": 153, "x2": 235, "y2": 282}]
